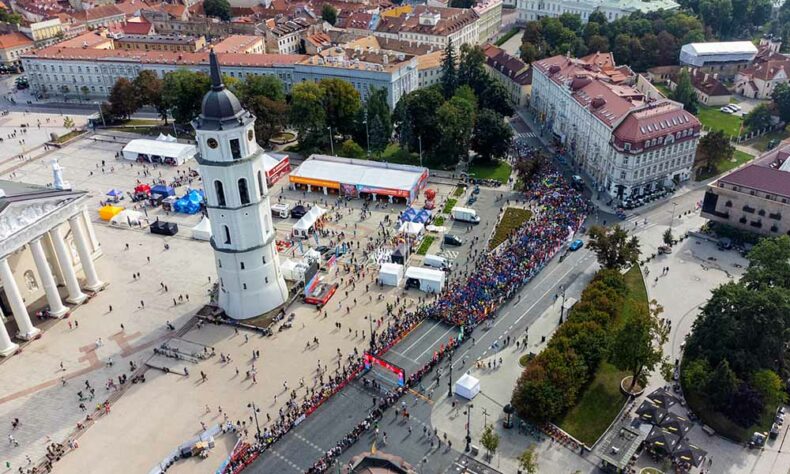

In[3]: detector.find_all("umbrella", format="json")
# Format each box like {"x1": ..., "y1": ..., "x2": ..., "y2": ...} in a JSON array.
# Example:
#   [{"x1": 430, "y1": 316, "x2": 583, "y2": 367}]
[
  {"x1": 106, "y1": 189, "x2": 123, "y2": 197},
  {"x1": 646, "y1": 426, "x2": 680, "y2": 455},
  {"x1": 672, "y1": 439, "x2": 707, "y2": 467},
  {"x1": 647, "y1": 387, "x2": 678, "y2": 409},
  {"x1": 635, "y1": 400, "x2": 668, "y2": 425},
  {"x1": 660, "y1": 412, "x2": 692, "y2": 437}
]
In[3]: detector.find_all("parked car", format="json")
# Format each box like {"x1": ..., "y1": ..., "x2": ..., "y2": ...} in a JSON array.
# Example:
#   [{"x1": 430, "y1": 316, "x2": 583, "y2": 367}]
[
  {"x1": 729, "y1": 104, "x2": 742, "y2": 112},
  {"x1": 569, "y1": 239, "x2": 584, "y2": 251},
  {"x1": 290, "y1": 205, "x2": 307, "y2": 219},
  {"x1": 719, "y1": 106, "x2": 734, "y2": 114},
  {"x1": 444, "y1": 234, "x2": 463, "y2": 246}
]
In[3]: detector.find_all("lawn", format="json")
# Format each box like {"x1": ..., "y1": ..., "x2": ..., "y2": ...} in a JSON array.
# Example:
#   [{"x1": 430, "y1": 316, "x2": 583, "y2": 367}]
[
  {"x1": 653, "y1": 83, "x2": 672, "y2": 97},
  {"x1": 453, "y1": 185, "x2": 466, "y2": 197},
  {"x1": 416, "y1": 236, "x2": 435, "y2": 255},
  {"x1": 442, "y1": 198, "x2": 458, "y2": 214},
  {"x1": 745, "y1": 126, "x2": 790, "y2": 152},
  {"x1": 53, "y1": 130, "x2": 86, "y2": 143},
  {"x1": 557, "y1": 265, "x2": 647, "y2": 446},
  {"x1": 433, "y1": 216, "x2": 446, "y2": 226},
  {"x1": 380, "y1": 143, "x2": 420, "y2": 165},
  {"x1": 696, "y1": 150, "x2": 754, "y2": 180},
  {"x1": 495, "y1": 27, "x2": 520, "y2": 46},
  {"x1": 489, "y1": 208, "x2": 532, "y2": 250},
  {"x1": 696, "y1": 105, "x2": 743, "y2": 137},
  {"x1": 468, "y1": 160, "x2": 512, "y2": 183}
]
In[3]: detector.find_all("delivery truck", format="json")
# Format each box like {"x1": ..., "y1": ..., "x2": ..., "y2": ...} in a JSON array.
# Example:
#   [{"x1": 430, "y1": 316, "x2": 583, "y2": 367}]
[{"x1": 451, "y1": 206, "x2": 480, "y2": 224}]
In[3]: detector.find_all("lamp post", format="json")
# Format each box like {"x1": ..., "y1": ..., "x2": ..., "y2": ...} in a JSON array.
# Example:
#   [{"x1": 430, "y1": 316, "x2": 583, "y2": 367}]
[
  {"x1": 418, "y1": 135, "x2": 423, "y2": 168},
  {"x1": 364, "y1": 108, "x2": 370, "y2": 157},
  {"x1": 464, "y1": 403, "x2": 473, "y2": 452},
  {"x1": 559, "y1": 290, "x2": 566, "y2": 325},
  {"x1": 670, "y1": 201, "x2": 678, "y2": 229},
  {"x1": 368, "y1": 314, "x2": 374, "y2": 351},
  {"x1": 327, "y1": 126, "x2": 335, "y2": 156},
  {"x1": 95, "y1": 102, "x2": 105, "y2": 127},
  {"x1": 448, "y1": 351, "x2": 453, "y2": 398},
  {"x1": 247, "y1": 402, "x2": 262, "y2": 441}
]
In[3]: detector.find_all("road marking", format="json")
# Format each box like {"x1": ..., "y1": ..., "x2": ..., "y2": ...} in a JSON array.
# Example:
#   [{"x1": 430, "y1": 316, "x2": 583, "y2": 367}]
[
  {"x1": 408, "y1": 388, "x2": 433, "y2": 404},
  {"x1": 385, "y1": 349, "x2": 420, "y2": 365},
  {"x1": 293, "y1": 433, "x2": 325, "y2": 454},
  {"x1": 414, "y1": 326, "x2": 455, "y2": 362},
  {"x1": 267, "y1": 449, "x2": 303, "y2": 472},
  {"x1": 398, "y1": 320, "x2": 436, "y2": 355}
]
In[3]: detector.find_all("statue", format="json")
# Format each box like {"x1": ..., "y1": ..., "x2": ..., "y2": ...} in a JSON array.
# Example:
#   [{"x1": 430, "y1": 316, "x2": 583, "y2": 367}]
[{"x1": 51, "y1": 158, "x2": 70, "y2": 190}]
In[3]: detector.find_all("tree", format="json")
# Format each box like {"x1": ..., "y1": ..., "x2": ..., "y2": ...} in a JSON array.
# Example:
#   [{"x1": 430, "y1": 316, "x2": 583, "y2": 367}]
[
  {"x1": 339, "y1": 139, "x2": 365, "y2": 158},
  {"x1": 162, "y1": 69, "x2": 210, "y2": 124},
  {"x1": 290, "y1": 81, "x2": 326, "y2": 152},
  {"x1": 744, "y1": 103, "x2": 773, "y2": 132},
  {"x1": 108, "y1": 78, "x2": 139, "y2": 120},
  {"x1": 63, "y1": 116, "x2": 74, "y2": 129},
  {"x1": 742, "y1": 235, "x2": 790, "y2": 290},
  {"x1": 671, "y1": 69, "x2": 698, "y2": 114},
  {"x1": 0, "y1": 9, "x2": 22, "y2": 24},
  {"x1": 610, "y1": 303, "x2": 668, "y2": 392},
  {"x1": 520, "y1": 42, "x2": 540, "y2": 63},
  {"x1": 248, "y1": 96, "x2": 288, "y2": 144},
  {"x1": 319, "y1": 78, "x2": 361, "y2": 135},
  {"x1": 708, "y1": 359, "x2": 739, "y2": 411},
  {"x1": 681, "y1": 358, "x2": 712, "y2": 394},
  {"x1": 440, "y1": 39, "x2": 458, "y2": 98},
  {"x1": 458, "y1": 45, "x2": 488, "y2": 97},
  {"x1": 694, "y1": 130, "x2": 734, "y2": 177},
  {"x1": 587, "y1": 225, "x2": 641, "y2": 270},
  {"x1": 355, "y1": 87, "x2": 392, "y2": 157},
  {"x1": 204, "y1": 0, "x2": 231, "y2": 21},
  {"x1": 321, "y1": 4, "x2": 338, "y2": 25},
  {"x1": 663, "y1": 228, "x2": 674, "y2": 246},
  {"x1": 518, "y1": 446, "x2": 538, "y2": 474},
  {"x1": 480, "y1": 80, "x2": 514, "y2": 117},
  {"x1": 771, "y1": 82, "x2": 790, "y2": 123},
  {"x1": 133, "y1": 70, "x2": 166, "y2": 122},
  {"x1": 751, "y1": 369, "x2": 787, "y2": 408},
  {"x1": 480, "y1": 424, "x2": 500, "y2": 459},
  {"x1": 234, "y1": 74, "x2": 285, "y2": 105},
  {"x1": 435, "y1": 95, "x2": 476, "y2": 165},
  {"x1": 586, "y1": 35, "x2": 610, "y2": 54},
  {"x1": 728, "y1": 382, "x2": 764, "y2": 427},
  {"x1": 472, "y1": 109, "x2": 513, "y2": 162},
  {"x1": 393, "y1": 87, "x2": 444, "y2": 157},
  {"x1": 514, "y1": 155, "x2": 546, "y2": 185}
]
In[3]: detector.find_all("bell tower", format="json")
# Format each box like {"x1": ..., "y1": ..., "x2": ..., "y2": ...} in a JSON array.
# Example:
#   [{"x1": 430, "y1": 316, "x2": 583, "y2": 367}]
[{"x1": 192, "y1": 50, "x2": 288, "y2": 319}]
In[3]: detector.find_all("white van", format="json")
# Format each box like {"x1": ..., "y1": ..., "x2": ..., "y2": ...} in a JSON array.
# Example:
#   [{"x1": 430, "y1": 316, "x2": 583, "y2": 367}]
[
  {"x1": 423, "y1": 254, "x2": 452, "y2": 271},
  {"x1": 271, "y1": 203, "x2": 291, "y2": 218}
]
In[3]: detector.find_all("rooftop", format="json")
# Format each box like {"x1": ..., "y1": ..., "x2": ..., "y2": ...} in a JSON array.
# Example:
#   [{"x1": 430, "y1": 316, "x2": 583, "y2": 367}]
[
  {"x1": 717, "y1": 140, "x2": 790, "y2": 199},
  {"x1": 482, "y1": 44, "x2": 531, "y2": 85},
  {"x1": 596, "y1": 420, "x2": 647, "y2": 470},
  {"x1": 0, "y1": 32, "x2": 34, "y2": 50},
  {"x1": 211, "y1": 35, "x2": 262, "y2": 53},
  {"x1": 70, "y1": 4, "x2": 125, "y2": 22},
  {"x1": 375, "y1": 5, "x2": 478, "y2": 38},
  {"x1": 291, "y1": 154, "x2": 428, "y2": 192},
  {"x1": 117, "y1": 34, "x2": 202, "y2": 45},
  {"x1": 681, "y1": 41, "x2": 758, "y2": 56},
  {"x1": 53, "y1": 31, "x2": 113, "y2": 49}
]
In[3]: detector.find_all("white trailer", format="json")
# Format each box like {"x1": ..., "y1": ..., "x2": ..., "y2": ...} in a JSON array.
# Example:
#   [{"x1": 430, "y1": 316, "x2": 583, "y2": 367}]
[{"x1": 451, "y1": 206, "x2": 480, "y2": 224}]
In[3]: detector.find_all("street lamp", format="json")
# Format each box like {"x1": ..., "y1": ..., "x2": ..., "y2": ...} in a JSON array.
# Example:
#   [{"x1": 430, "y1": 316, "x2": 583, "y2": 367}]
[
  {"x1": 670, "y1": 201, "x2": 678, "y2": 228},
  {"x1": 448, "y1": 352, "x2": 453, "y2": 398},
  {"x1": 247, "y1": 402, "x2": 262, "y2": 441},
  {"x1": 464, "y1": 403, "x2": 473, "y2": 452},
  {"x1": 418, "y1": 135, "x2": 423, "y2": 168},
  {"x1": 327, "y1": 126, "x2": 335, "y2": 156},
  {"x1": 363, "y1": 109, "x2": 370, "y2": 157},
  {"x1": 368, "y1": 314, "x2": 374, "y2": 351},
  {"x1": 559, "y1": 290, "x2": 566, "y2": 325}
]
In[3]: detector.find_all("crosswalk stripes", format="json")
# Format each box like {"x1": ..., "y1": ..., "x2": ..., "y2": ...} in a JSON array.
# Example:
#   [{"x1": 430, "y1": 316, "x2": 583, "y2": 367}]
[
  {"x1": 519, "y1": 132, "x2": 537, "y2": 139},
  {"x1": 438, "y1": 250, "x2": 459, "y2": 260}
]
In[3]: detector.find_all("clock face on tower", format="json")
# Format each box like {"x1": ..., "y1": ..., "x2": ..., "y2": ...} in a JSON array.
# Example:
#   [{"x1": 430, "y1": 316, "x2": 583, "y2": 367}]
[
  {"x1": 248, "y1": 130, "x2": 254, "y2": 142},
  {"x1": 207, "y1": 138, "x2": 219, "y2": 149}
]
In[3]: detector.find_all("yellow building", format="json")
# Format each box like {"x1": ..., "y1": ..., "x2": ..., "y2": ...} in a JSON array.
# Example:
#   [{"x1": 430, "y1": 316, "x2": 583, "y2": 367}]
[{"x1": 115, "y1": 34, "x2": 207, "y2": 53}]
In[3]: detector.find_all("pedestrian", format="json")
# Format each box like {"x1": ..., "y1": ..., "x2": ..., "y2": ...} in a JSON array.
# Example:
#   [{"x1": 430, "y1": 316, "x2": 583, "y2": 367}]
[
  {"x1": 109, "y1": 305, "x2": 113, "y2": 312},
  {"x1": 120, "y1": 323, "x2": 124, "y2": 331}
]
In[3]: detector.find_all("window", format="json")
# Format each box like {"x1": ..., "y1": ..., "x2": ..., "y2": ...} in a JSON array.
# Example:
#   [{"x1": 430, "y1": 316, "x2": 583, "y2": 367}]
[
  {"x1": 243, "y1": 283, "x2": 247, "y2": 290},
  {"x1": 240, "y1": 262, "x2": 245, "y2": 270},
  {"x1": 230, "y1": 138, "x2": 241, "y2": 159},
  {"x1": 238, "y1": 178, "x2": 250, "y2": 205},
  {"x1": 218, "y1": 259, "x2": 222, "y2": 268},
  {"x1": 262, "y1": 256, "x2": 266, "y2": 265},
  {"x1": 223, "y1": 225, "x2": 231, "y2": 244},
  {"x1": 257, "y1": 170, "x2": 265, "y2": 197},
  {"x1": 214, "y1": 180, "x2": 226, "y2": 206}
]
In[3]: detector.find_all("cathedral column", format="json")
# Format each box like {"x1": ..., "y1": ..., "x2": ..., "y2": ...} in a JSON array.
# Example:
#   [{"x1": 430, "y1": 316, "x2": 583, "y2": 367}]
[
  {"x1": 30, "y1": 237, "x2": 68, "y2": 318},
  {"x1": 0, "y1": 306, "x2": 18, "y2": 356},
  {"x1": 49, "y1": 227, "x2": 86, "y2": 304},
  {"x1": 69, "y1": 215, "x2": 103, "y2": 291},
  {"x1": 0, "y1": 258, "x2": 40, "y2": 340}
]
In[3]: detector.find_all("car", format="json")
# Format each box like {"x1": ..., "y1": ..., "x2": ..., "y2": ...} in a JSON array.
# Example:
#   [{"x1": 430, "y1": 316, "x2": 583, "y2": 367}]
[
  {"x1": 569, "y1": 239, "x2": 584, "y2": 251},
  {"x1": 315, "y1": 245, "x2": 331, "y2": 255},
  {"x1": 729, "y1": 104, "x2": 742, "y2": 112},
  {"x1": 443, "y1": 234, "x2": 463, "y2": 246},
  {"x1": 719, "y1": 106, "x2": 734, "y2": 113},
  {"x1": 290, "y1": 205, "x2": 307, "y2": 219},
  {"x1": 571, "y1": 175, "x2": 584, "y2": 190}
]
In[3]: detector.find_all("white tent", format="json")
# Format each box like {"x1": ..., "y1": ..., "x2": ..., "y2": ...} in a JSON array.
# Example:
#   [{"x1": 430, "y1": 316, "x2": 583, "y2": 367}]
[
  {"x1": 454, "y1": 373, "x2": 480, "y2": 400},
  {"x1": 303, "y1": 248, "x2": 322, "y2": 263},
  {"x1": 398, "y1": 221, "x2": 425, "y2": 237},
  {"x1": 281, "y1": 259, "x2": 309, "y2": 281},
  {"x1": 379, "y1": 262, "x2": 404, "y2": 286},
  {"x1": 404, "y1": 266, "x2": 445, "y2": 293},
  {"x1": 425, "y1": 225, "x2": 446, "y2": 233},
  {"x1": 122, "y1": 139, "x2": 197, "y2": 166},
  {"x1": 191, "y1": 216, "x2": 212, "y2": 241},
  {"x1": 110, "y1": 209, "x2": 144, "y2": 227},
  {"x1": 156, "y1": 133, "x2": 178, "y2": 143},
  {"x1": 292, "y1": 206, "x2": 326, "y2": 239}
]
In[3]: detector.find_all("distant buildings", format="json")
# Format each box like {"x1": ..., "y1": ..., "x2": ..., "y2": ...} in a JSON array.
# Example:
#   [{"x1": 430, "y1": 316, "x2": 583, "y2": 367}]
[
  {"x1": 114, "y1": 33, "x2": 207, "y2": 53},
  {"x1": 473, "y1": 0, "x2": 503, "y2": 44},
  {"x1": 482, "y1": 43, "x2": 532, "y2": 107},
  {"x1": 647, "y1": 66, "x2": 731, "y2": 107},
  {"x1": 679, "y1": 41, "x2": 758, "y2": 80},
  {"x1": 374, "y1": 6, "x2": 480, "y2": 48},
  {"x1": 532, "y1": 53, "x2": 700, "y2": 201},
  {"x1": 515, "y1": 0, "x2": 678, "y2": 24},
  {"x1": 701, "y1": 141, "x2": 790, "y2": 236},
  {"x1": 0, "y1": 32, "x2": 34, "y2": 67}
]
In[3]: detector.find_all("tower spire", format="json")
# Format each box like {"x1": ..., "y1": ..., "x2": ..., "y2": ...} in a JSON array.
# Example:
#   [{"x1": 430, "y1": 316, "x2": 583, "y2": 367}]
[{"x1": 209, "y1": 49, "x2": 224, "y2": 92}]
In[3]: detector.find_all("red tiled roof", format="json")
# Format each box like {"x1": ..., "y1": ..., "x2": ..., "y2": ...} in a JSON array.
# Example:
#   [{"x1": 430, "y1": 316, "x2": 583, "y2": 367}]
[
  {"x1": 122, "y1": 20, "x2": 154, "y2": 35},
  {"x1": 211, "y1": 35, "x2": 262, "y2": 53},
  {"x1": 71, "y1": 4, "x2": 125, "y2": 22},
  {"x1": 719, "y1": 160, "x2": 790, "y2": 199},
  {"x1": 0, "y1": 32, "x2": 33, "y2": 50},
  {"x1": 482, "y1": 43, "x2": 531, "y2": 85},
  {"x1": 376, "y1": 5, "x2": 478, "y2": 37},
  {"x1": 613, "y1": 102, "x2": 699, "y2": 144},
  {"x1": 739, "y1": 58, "x2": 790, "y2": 82},
  {"x1": 56, "y1": 31, "x2": 112, "y2": 49}
]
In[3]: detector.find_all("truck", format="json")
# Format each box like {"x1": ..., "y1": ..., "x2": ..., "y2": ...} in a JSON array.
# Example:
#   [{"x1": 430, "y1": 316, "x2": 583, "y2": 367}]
[
  {"x1": 271, "y1": 203, "x2": 291, "y2": 218},
  {"x1": 451, "y1": 206, "x2": 480, "y2": 224},
  {"x1": 423, "y1": 254, "x2": 452, "y2": 271}
]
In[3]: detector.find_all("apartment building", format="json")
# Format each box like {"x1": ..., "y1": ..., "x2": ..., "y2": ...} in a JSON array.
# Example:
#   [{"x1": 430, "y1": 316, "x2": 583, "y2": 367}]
[
  {"x1": 515, "y1": 0, "x2": 678, "y2": 24},
  {"x1": 473, "y1": 0, "x2": 503, "y2": 44},
  {"x1": 374, "y1": 6, "x2": 479, "y2": 48},
  {"x1": 114, "y1": 34, "x2": 207, "y2": 52}
]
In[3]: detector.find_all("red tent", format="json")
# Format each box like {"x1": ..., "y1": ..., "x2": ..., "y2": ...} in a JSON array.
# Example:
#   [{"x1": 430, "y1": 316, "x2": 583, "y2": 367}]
[{"x1": 134, "y1": 184, "x2": 151, "y2": 194}]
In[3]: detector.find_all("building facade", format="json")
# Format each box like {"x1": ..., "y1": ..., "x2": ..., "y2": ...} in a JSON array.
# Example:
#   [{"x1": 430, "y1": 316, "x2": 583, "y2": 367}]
[
  {"x1": 375, "y1": 6, "x2": 479, "y2": 48},
  {"x1": 114, "y1": 34, "x2": 207, "y2": 52},
  {"x1": 0, "y1": 178, "x2": 104, "y2": 355},
  {"x1": 473, "y1": 0, "x2": 503, "y2": 44},
  {"x1": 701, "y1": 142, "x2": 790, "y2": 236},
  {"x1": 532, "y1": 54, "x2": 700, "y2": 201},
  {"x1": 482, "y1": 44, "x2": 531, "y2": 107},
  {"x1": 0, "y1": 32, "x2": 34, "y2": 67},
  {"x1": 516, "y1": 0, "x2": 678, "y2": 24},
  {"x1": 192, "y1": 51, "x2": 289, "y2": 319},
  {"x1": 679, "y1": 41, "x2": 758, "y2": 80},
  {"x1": 18, "y1": 18, "x2": 64, "y2": 47}
]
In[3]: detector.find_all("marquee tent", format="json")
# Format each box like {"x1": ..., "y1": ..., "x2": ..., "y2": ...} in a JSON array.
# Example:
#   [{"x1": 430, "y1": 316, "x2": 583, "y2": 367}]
[
  {"x1": 404, "y1": 266, "x2": 445, "y2": 293},
  {"x1": 292, "y1": 206, "x2": 326, "y2": 239},
  {"x1": 150, "y1": 185, "x2": 175, "y2": 198},
  {"x1": 413, "y1": 209, "x2": 432, "y2": 224},
  {"x1": 378, "y1": 263, "x2": 404, "y2": 286},
  {"x1": 156, "y1": 133, "x2": 177, "y2": 143},
  {"x1": 110, "y1": 209, "x2": 144, "y2": 227},
  {"x1": 191, "y1": 216, "x2": 212, "y2": 241},
  {"x1": 122, "y1": 139, "x2": 196, "y2": 166},
  {"x1": 98, "y1": 205, "x2": 123, "y2": 221},
  {"x1": 400, "y1": 207, "x2": 418, "y2": 222},
  {"x1": 173, "y1": 190, "x2": 204, "y2": 214},
  {"x1": 398, "y1": 221, "x2": 424, "y2": 237},
  {"x1": 281, "y1": 259, "x2": 310, "y2": 282},
  {"x1": 454, "y1": 374, "x2": 480, "y2": 400}
]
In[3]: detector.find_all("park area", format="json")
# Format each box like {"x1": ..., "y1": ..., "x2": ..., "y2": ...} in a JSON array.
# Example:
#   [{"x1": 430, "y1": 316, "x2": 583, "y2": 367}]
[
  {"x1": 696, "y1": 106, "x2": 743, "y2": 138},
  {"x1": 489, "y1": 208, "x2": 532, "y2": 249},
  {"x1": 696, "y1": 150, "x2": 754, "y2": 180},
  {"x1": 557, "y1": 265, "x2": 648, "y2": 446},
  {"x1": 469, "y1": 160, "x2": 512, "y2": 184}
]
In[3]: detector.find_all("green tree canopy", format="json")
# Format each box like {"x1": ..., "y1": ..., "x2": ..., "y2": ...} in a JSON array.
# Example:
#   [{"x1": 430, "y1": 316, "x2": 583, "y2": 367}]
[
  {"x1": 610, "y1": 303, "x2": 668, "y2": 392},
  {"x1": 234, "y1": 74, "x2": 285, "y2": 105},
  {"x1": 289, "y1": 81, "x2": 326, "y2": 152},
  {"x1": 339, "y1": 139, "x2": 365, "y2": 158},
  {"x1": 480, "y1": 425, "x2": 500, "y2": 458},
  {"x1": 204, "y1": 0, "x2": 231, "y2": 21},
  {"x1": 393, "y1": 87, "x2": 444, "y2": 158},
  {"x1": 471, "y1": 108, "x2": 513, "y2": 162},
  {"x1": 321, "y1": 4, "x2": 338, "y2": 25},
  {"x1": 742, "y1": 235, "x2": 790, "y2": 290},
  {"x1": 694, "y1": 130, "x2": 734, "y2": 177},
  {"x1": 319, "y1": 78, "x2": 361, "y2": 135},
  {"x1": 671, "y1": 69, "x2": 699, "y2": 114},
  {"x1": 744, "y1": 103, "x2": 774, "y2": 132},
  {"x1": 771, "y1": 82, "x2": 790, "y2": 123},
  {"x1": 587, "y1": 225, "x2": 641, "y2": 270},
  {"x1": 162, "y1": 69, "x2": 210, "y2": 124},
  {"x1": 440, "y1": 40, "x2": 458, "y2": 98},
  {"x1": 108, "y1": 78, "x2": 140, "y2": 120},
  {"x1": 133, "y1": 70, "x2": 166, "y2": 122},
  {"x1": 248, "y1": 96, "x2": 288, "y2": 144},
  {"x1": 751, "y1": 369, "x2": 787, "y2": 408}
]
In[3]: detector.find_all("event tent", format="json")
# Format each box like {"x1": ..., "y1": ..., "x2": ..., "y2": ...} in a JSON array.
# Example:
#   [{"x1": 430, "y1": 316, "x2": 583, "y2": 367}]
[
  {"x1": 414, "y1": 209, "x2": 432, "y2": 224},
  {"x1": 156, "y1": 133, "x2": 177, "y2": 143},
  {"x1": 122, "y1": 139, "x2": 196, "y2": 166},
  {"x1": 150, "y1": 220, "x2": 178, "y2": 236},
  {"x1": 191, "y1": 216, "x2": 212, "y2": 241},
  {"x1": 400, "y1": 207, "x2": 418, "y2": 222},
  {"x1": 398, "y1": 221, "x2": 424, "y2": 237},
  {"x1": 281, "y1": 259, "x2": 310, "y2": 282},
  {"x1": 150, "y1": 185, "x2": 175, "y2": 198},
  {"x1": 672, "y1": 440, "x2": 707, "y2": 467},
  {"x1": 292, "y1": 206, "x2": 326, "y2": 239},
  {"x1": 173, "y1": 190, "x2": 204, "y2": 214},
  {"x1": 303, "y1": 248, "x2": 321, "y2": 263},
  {"x1": 110, "y1": 209, "x2": 144, "y2": 227},
  {"x1": 98, "y1": 205, "x2": 123, "y2": 221},
  {"x1": 404, "y1": 266, "x2": 445, "y2": 293},
  {"x1": 454, "y1": 374, "x2": 480, "y2": 400},
  {"x1": 378, "y1": 263, "x2": 404, "y2": 286}
]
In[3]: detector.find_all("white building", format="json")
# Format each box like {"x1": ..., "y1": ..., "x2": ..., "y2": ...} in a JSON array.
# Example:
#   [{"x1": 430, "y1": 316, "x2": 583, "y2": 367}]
[
  {"x1": 473, "y1": 0, "x2": 503, "y2": 44},
  {"x1": 532, "y1": 54, "x2": 700, "y2": 201},
  {"x1": 0, "y1": 177, "x2": 104, "y2": 355},
  {"x1": 375, "y1": 6, "x2": 480, "y2": 48},
  {"x1": 679, "y1": 41, "x2": 758, "y2": 79},
  {"x1": 516, "y1": 0, "x2": 678, "y2": 24},
  {"x1": 192, "y1": 51, "x2": 288, "y2": 320}
]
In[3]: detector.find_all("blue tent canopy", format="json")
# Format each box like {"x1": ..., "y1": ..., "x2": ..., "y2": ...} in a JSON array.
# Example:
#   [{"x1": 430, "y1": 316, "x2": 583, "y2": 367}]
[
  {"x1": 401, "y1": 207, "x2": 418, "y2": 222},
  {"x1": 106, "y1": 189, "x2": 123, "y2": 197},
  {"x1": 414, "y1": 209, "x2": 432, "y2": 224},
  {"x1": 173, "y1": 189, "x2": 204, "y2": 214},
  {"x1": 150, "y1": 185, "x2": 175, "y2": 197}
]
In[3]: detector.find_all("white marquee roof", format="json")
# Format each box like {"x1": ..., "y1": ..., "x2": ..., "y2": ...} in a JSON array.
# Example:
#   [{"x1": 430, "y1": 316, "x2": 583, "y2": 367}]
[
  {"x1": 122, "y1": 139, "x2": 197, "y2": 158},
  {"x1": 682, "y1": 41, "x2": 757, "y2": 56},
  {"x1": 292, "y1": 154, "x2": 427, "y2": 192}
]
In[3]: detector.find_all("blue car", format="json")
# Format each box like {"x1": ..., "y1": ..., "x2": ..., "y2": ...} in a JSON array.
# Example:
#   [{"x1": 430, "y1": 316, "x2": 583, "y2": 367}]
[{"x1": 569, "y1": 239, "x2": 584, "y2": 251}]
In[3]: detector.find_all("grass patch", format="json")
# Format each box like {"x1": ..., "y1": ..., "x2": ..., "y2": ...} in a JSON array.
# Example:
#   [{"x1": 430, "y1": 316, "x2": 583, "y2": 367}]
[
  {"x1": 696, "y1": 150, "x2": 754, "y2": 180},
  {"x1": 379, "y1": 143, "x2": 420, "y2": 165},
  {"x1": 453, "y1": 185, "x2": 466, "y2": 197},
  {"x1": 53, "y1": 130, "x2": 86, "y2": 143},
  {"x1": 745, "y1": 126, "x2": 790, "y2": 152},
  {"x1": 442, "y1": 198, "x2": 458, "y2": 214},
  {"x1": 495, "y1": 27, "x2": 520, "y2": 46},
  {"x1": 489, "y1": 208, "x2": 532, "y2": 250},
  {"x1": 696, "y1": 105, "x2": 743, "y2": 137},
  {"x1": 416, "y1": 236, "x2": 435, "y2": 255},
  {"x1": 557, "y1": 265, "x2": 647, "y2": 445},
  {"x1": 653, "y1": 83, "x2": 672, "y2": 97},
  {"x1": 433, "y1": 216, "x2": 445, "y2": 226},
  {"x1": 519, "y1": 353, "x2": 535, "y2": 367},
  {"x1": 468, "y1": 160, "x2": 512, "y2": 183},
  {"x1": 685, "y1": 391, "x2": 774, "y2": 443}
]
